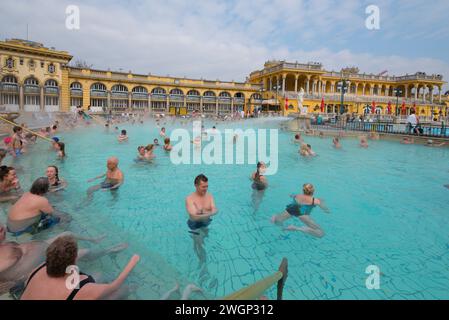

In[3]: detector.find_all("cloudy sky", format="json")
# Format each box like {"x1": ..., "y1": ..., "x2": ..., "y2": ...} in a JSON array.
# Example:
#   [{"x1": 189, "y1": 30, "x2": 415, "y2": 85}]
[{"x1": 1, "y1": 0, "x2": 448, "y2": 89}]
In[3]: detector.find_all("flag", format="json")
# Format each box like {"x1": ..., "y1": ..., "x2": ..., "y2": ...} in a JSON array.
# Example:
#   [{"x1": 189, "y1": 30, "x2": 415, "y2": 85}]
[
  {"x1": 371, "y1": 101, "x2": 376, "y2": 114},
  {"x1": 320, "y1": 98, "x2": 325, "y2": 113},
  {"x1": 285, "y1": 98, "x2": 289, "y2": 111}
]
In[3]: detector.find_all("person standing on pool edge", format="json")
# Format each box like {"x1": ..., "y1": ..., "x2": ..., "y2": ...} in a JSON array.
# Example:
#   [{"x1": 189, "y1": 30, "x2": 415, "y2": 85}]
[{"x1": 185, "y1": 174, "x2": 218, "y2": 263}]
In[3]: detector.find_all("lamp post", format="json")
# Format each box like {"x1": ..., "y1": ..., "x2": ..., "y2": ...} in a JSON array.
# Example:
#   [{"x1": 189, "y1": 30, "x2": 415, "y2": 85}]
[
  {"x1": 337, "y1": 79, "x2": 348, "y2": 115},
  {"x1": 394, "y1": 87, "x2": 403, "y2": 116}
]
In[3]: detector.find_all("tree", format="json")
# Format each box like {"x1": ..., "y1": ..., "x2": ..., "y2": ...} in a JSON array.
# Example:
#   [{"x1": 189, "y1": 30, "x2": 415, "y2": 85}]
[{"x1": 71, "y1": 59, "x2": 93, "y2": 69}]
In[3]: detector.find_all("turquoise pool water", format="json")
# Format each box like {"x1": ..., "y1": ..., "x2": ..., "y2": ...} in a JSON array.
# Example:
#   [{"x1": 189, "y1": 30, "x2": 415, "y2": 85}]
[{"x1": 1, "y1": 117, "x2": 448, "y2": 300}]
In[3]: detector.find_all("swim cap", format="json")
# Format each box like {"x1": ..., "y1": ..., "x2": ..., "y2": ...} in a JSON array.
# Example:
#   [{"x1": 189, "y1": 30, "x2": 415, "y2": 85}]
[{"x1": 52, "y1": 137, "x2": 60, "y2": 142}]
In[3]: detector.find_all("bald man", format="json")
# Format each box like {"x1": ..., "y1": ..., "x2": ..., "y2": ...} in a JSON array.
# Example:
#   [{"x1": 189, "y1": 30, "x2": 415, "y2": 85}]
[{"x1": 87, "y1": 157, "x2": 124, "y2": 196}]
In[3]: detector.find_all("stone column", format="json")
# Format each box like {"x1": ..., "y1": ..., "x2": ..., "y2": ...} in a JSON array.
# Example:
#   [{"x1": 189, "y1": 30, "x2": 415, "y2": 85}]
[
  {"x1": 414, "y1": 85, "x2": 418, "y2": 100},
  {"x1": 313, "y1": 81, "x2": 317, "y2": 95},
  {"x1": 231, "y1": 98, "x2": 234, "y2": 115},
  {"x1": 331, "y1": 83, "x2": 335, "y2": 94},
  {"x1": 128, "y1": 92, "x2": 132, "y2": 110},
  {"x1": 405, "y1": 86, "x2": 408, "y2": 99},
  {"x1": 430, "y1": 86, "x2": 434, "y2": 104},
  {"x1": 40, "y1": 86, "x2": 45, "y2": 111},
  {"x1": 148, "y1": 94, "x2": 152, "y2": 114},
  {"x1": 107, "y1": 91, "x2": 111, "y2": 111},
  {"x1": 58, "y1": 86, "x2": 62, "y2": 112},
  {"x1": 166, "y1": 96, "x2": 170, "y2": 114},
  {"x1": 362, "y1": 84, "x2": 366, "y2": 96},
  {"x1": 439, "y1": 86, "x2": 442, "y2": 103},
  {"x1": 423, "y1": 87, "x2": 426, "y2": 102},
  {"x1": 19, "y1": 85, "x2": 24, "y2": 111},
  {"x1": 216, "y1": 99, "x2": 219, "y2": 116},
  {"x1": 306, "y1": 79, "x2": 310, "y2": 94},
  {"x1": 200, "y1": 97, "x2": 203, "y2": 114},
  {"x1": 294, "y1": 75, "x2": 299, "y2": 92},
  {"x1": 282, "y1": 74, "x2": 286, "y2": 95}
]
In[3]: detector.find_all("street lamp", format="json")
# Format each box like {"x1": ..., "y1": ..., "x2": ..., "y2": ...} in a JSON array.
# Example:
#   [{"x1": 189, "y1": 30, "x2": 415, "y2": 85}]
[
  {"x1": 394, "y1": 87, "x2": 403, "y2": 116},
  {"x1": 337, "y1": 79, "x2": 348, "y2": 115}
]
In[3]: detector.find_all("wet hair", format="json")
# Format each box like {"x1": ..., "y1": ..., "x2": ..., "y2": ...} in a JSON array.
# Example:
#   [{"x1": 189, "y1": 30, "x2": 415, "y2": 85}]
[
  {"x1": 30, "y1": 177, "x2": 50, "y2": 195},
  {"x1": 334, "y1": 137, "x2": 339, "y2": 142},
  {"x1": 145, "y1": 144, "x2": 154, "y2": 151},
  {"x1": 303, "y1": 183, "x2": 315, "y2": 196},
  {"x1": 295, "y1": 134, "x2": 300, "y2": 140},
  {"x1": 52, "y1": 125, "x2": 57, "y2": 130},
  {"x1": 194, "y1": 174, "x2": 208, "y2": 186},
  {"x1": 47, "y1": 166, "x2": 60, "y2": 183},
  {"x1": 255, "y1": 162, "x2": 264, "y2": 181},
  {"x1": 0, "y1": 166, "x2": 13, "y2": 181},
  {"x1": 137, "y1": 146, "x2": 144, "y2": 151},
  {"x1": 13, "y1": 126, "x2": 22, "y2": 133},
  {"x1": 121, "y1": 130, "x2": 127, "y2": 135},
  {"x1": 307, "y1": 144, "x2": 312, "y2": 148},
  {"x1": 57, "y1": 142, "x2": 66, "y2": 157},
  {"x1": 46, "y1": 235, "x2": 78, "y2": 278},
  {"x1": 164, "y1": 138, "x2": 170, "y2": 145}
]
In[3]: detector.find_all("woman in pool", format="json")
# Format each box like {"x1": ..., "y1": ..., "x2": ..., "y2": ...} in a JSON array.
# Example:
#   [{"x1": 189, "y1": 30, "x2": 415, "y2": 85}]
[
  {"x1": 271, "y1": 183, "x2": 330, "y2": 238},
  {"x1": 55, "y1": 142, "x2": 66, "y2": 159},
  {"x1": 333, "y1": 137, "x2": 342, "y2": 149},
  {"x1": 251, "y1": 162, "x2": 268, "y2": 191},
  {"x1": 160, "y1": 127, "x2": 166, "y2": 137},
  {"x1": 46, "y1": 166, "x2": 67, "y2": 192},
  {"x1": 7, "y1": 177, "x2": 68, "y2": 237},
  {"x1": 144, "y1": 144, "x2": 155, "y2": 160},
  {"x1": 163, "y1": 138, "x2": 173, "y2": 152},
  {"x1": 0, "y1": 224, "x2": 128, "y2": 298},
  {"x1": 20, "y1": 235, "x2": 139, "y2": 300},
  {"x1": 136, "y1": 146, "x2": 146, "y2": 161},
  {"x1": 360, "y1": 136, "x2": 369, "y2": 148},
  {"x1": 0, "y1": 166, "x2": 22, "y2": 202}
]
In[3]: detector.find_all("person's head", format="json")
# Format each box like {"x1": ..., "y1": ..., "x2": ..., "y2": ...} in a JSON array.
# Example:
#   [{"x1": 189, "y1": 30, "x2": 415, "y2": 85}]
[
  {"x1": 153, "y1": 139, "x2": 159, "y2": 144},
  {"x1": 145, "y1": 144, "x2": 154, "y2": 152},
  {"x1": 427, "y1": 139, "x2": 434, "y2": 145},
  {"x1": 307, "y1": 144, "x2": 312, "y2": 149},
  {"x1": 52, "y1": 125, "x2": 57, "y2": 130},
  {"x1": 46, "y1": 166, "x2": 59, "y2": 181},
  {"x1": 411, "y1": 110, "x2": 416, "y2": 115},
  {"x1": 334, "y1": 137, "x2": 339, "y2": 143},
  {"x1": 46, "y1": 127, "x2": 51, "y2": 133},
  {"x1": 56, "y1": 142, "x2": 65, "y2": 155},
  {"x1": 46, "y1": 235, "x2": 78, "y2": 278},
  {"x1": 121, "y1": 130, "x2": 127, "y2": 136},
  {"x1": 13, "y1": 126, "x2": 22, "y2": 134},
  {"x1": 30, "y1": 177, "x2": 50, "y2": 195},
  {"x1": 0, "y1": 166, "x2": 15, "y2": 183},
  {"x1": 0, "y1": 149, "x2": 7, "y2": 161},
  {"x1": 257, "y1": 161, "x2": 266, "y2": 173},
  {"x1": 115, "y1": 127, "x2": 119, "y2": 130},
  {"x1": 107, "y1": 157, "x2": 119, "y2": 170},
  {"x1": 161, "y1": 127, "x2": 165, "y2": 132},
  {"x1": 138, "y1": 146, "x2": 145, "y2": 155},
  {"x1": 295, "y1": 134, "x2": 300, "y2": 140},
  {"x1": 164, "y1": 138, "x2": 170, "y2": 145},
  {"x1": 52, "y1": 137, "x2": 60, "y2": 143},
  {"x1": 194, "y1": 174, "x2": 209, "y2": 195},
  {"x1": 303, "y1": 183, "x2": 315, "y2": 196}
]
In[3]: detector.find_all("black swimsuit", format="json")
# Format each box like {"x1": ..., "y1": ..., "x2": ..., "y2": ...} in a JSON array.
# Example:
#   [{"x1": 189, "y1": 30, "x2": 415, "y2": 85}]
[{"x1": 25, "y1": 263, "x2": 96, "y2": 300}]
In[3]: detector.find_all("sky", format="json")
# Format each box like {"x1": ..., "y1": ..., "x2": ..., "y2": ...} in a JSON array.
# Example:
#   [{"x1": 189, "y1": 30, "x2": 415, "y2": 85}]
[{"x1": 1, "y1": 0, "x2": 448, "y2": 90}]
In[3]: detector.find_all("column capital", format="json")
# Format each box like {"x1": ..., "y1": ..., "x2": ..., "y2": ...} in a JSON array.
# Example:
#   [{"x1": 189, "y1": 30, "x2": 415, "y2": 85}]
[
  {"x1": 294, "y1": 74, "x2": 299, "y2": 79},
  {"x1": 282, "y1": 73, "x2": 287, "y2": 79}
]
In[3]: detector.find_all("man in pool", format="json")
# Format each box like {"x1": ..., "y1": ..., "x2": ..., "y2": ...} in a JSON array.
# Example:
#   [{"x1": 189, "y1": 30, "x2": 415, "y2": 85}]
[
  {"x1": 87, "y1": 157, "x2": 124, "y2": 196},
  {"x1": 185, "y1": 174, "x2": 218, "y2": 263}
]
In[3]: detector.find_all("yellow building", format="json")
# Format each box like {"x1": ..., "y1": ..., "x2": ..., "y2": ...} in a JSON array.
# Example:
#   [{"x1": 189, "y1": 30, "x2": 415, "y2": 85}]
[
  {"x1": 1, "y1": 39, "x2": 447, "y2": 118},
  {"x1": 249, "y1": 61, "x2": 447, "y2": 118}
]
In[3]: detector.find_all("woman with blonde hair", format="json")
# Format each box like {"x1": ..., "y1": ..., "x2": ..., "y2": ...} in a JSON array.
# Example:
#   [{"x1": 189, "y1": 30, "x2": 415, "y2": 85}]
[{"x1": 271, "y1": 183, "x2": 330, "y2": 238}]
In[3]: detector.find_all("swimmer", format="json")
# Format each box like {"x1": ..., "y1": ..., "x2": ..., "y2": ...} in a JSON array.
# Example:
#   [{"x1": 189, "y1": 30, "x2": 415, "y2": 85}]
[
  {"x1": 20, "y1": 235, "x2": 139, "y2": 300},
  {"x1": 55, "y1": 142, "x2": 66, "y2": 159},
  {"x1": 333, "y1": 137, "x2": 342, "y2": 149},
  {"x1": 12, "y1": 127, "x2": 24, "y2": 158},
  {"x1": 87, "y1": 157, "x2": 124, "y2": 195},
  {"x1": 136, "y1": 146, "x2": 146, "y2": 161},
  {"x1": 50, "y1": 137, "x2": 60, "y2": 150},
  {"x1": 318, "y1": 131, "x2": 324, "y2": 139},
  {"x1": 7, "y1": 178, "x2": 69, "y2": 237},
  {"x1": 360, "y1": 136, "x2": 369, "y2": 148},
  {"x1": 46, "y1": 166, "x2": 67, "y2": 192},
  {"x1": 153, "y1": 139, "x2": 160, "y2": 146},
  {"x1": 118, "y1": 130, "x2": 128, "y2": 142},
  {"x1": 0, "y1": 166, "x2": 22, "y2": 202},
  {"x1": 0, "y1": 224, "x2": 128, "y2": 298},
  {"x1": 293, "y1": 134, "x2": 302, "y2": 144},
  {"x1": 271, "y1": 183, "x2": 330, "y2": 238},
  {"x1": 163, "y1": 138, "x2": 173, "y2": 152},
  {"x1": 400, "y1": 137, "x2": 414, "y2": 145},
  {"x1": 160, "y1": 127, "x2": 166, "y2": 137},
  {"x1": 425, "y1": 140, "x2": 447, "y2": 147},
  {"x1": 251, "y1": 162, "x2": 268, "y2": 191},
  {"x1": 185, "y1": 175, "x2": 218, "y2": 263},
  {"x1": 307, "y1": 144, "x2": 316, "y2": 156},
  {"x1": 144, "y1": 144, "x2": 155, "y2": 160}
]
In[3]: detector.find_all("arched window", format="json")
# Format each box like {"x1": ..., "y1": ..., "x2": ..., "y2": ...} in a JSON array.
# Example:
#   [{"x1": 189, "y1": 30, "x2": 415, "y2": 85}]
[
  {"x1": 45, "y1": 79, "x2": 58, "y2": 87},
  {"x1": 91, "y1": 83, "x2": 107, "y2": 92},
  {"x1": 187, "y1": 90, "x2": 200, "y2": 96},
  {"x1": 70, "y1": 82, "x2": 82, "y2": 90},
  {"x1": 204, "y1": 91, "x2": 216, "y2": 97},
  {"x1": 234, "y1": 92, "x2": 245, "y2": 98},
  {"x1": 132, "y1": 86, "x2": 148, "y2": 94},
  {"x1": 170, "y1": 88, "x2": 184, "y2": 96},
  {"x1": 219, "y1": 92, "x2": 231, "y2": 98},
  {"x1": 251, "y1": 93, "x2": 262, "y2": 100},
  {"x1": 25, "y1": 77, "x2": 39, "y2": 86},
  {"x1": 111, "y1": 84, "x2": 128, "y2": 93},
  {"x1": 2, "y1": 75, "x2": 18, "y2": 84},
  {"x1": 151, "y1": 87, "x2": 166, "y2": 95}
]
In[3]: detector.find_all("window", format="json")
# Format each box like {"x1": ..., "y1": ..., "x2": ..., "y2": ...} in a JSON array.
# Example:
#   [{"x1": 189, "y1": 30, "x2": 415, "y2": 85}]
[
  {"x1": 2, "y1": 94, "x2": 19, "y2": 105},
  {"x1": 204, "y1": 91, "x2": 216, "y2": 97},
  {"x1": 90, "y1": 98, "x2": 107, "y2": 107},
  {"x1": 20, "y1": 58, "x2": 24, "y2": 65},
  {"x1": 70, "y1": 82, "x2": 82, "y2": 90},
  {"x1": 29, "y1": 60, "x2": 35, "y2": 68},
  {"x1": 48, "y1": 64, "x2": 56, "y2": 73},
  {"x1": 45, "y1": 79, "x2": 58, "y2": 87},
  {"x1": 112, "y1": 84, "x2": 128, "y2": 93},
  {"x1": 25, "y1": 78, "x2": 39, "y2": 86},
  {"x1": 151, "y1": 88, "x2": 166, "y2": 95},
  {"x1": 71, "y1": 97, "x2": 83, "y2": 107},
  {"x1": 41, "y1": 62, "x2": 45, "y2": 68},
  {"x1": 5, "y1": 58, "x2": 14, "y2": 68},
  {"x1": 2, "y1": 75, "x2": 18, "y2": 84},
  {"x1": 25, "y1": 95, "x2": 40, "y2": 105},
  {"x1": 219, "y1": 92, "x2": 231, "y2": 98},
  {"x1": 170, "y1": 88, "x2": 184, "y2": 96},
  {"x1": 187, "y1": 90, "x2": 200, "y2": 96},
  {"x1": 45, "y1": 96, "x2": 59, "y2": 106},
  {"x1": 132, "y1": 86, "x2": 147, "y2": 94},
  {"x1": 91, "y1": 83, "x2": 106, "y2": 91}
]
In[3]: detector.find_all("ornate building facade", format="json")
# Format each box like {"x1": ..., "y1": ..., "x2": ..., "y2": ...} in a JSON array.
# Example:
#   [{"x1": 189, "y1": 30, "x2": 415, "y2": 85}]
[{"x1": 1, "y1": 39, "x2": 447, "y2": 117}]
